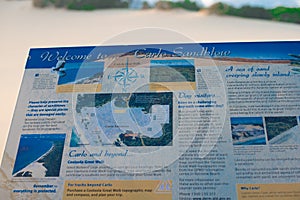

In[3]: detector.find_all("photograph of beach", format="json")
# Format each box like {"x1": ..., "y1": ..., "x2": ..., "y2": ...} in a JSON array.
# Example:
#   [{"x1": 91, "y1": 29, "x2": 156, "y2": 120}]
[
  {"x1": 13, "y1": 134, "x2": 65, "y2": 177},
  {"x1": 230, "y1": 117, "x2": 266, "y2": 145},
  {"x1": 56, "y1": 61, "x2": 104, "y2": 93}
]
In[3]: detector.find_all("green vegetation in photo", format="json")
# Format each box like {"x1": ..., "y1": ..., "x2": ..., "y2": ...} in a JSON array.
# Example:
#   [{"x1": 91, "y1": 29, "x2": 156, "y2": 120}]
[
  {"x1": 208, "y1": 2, "x2": 300, "y2": 24},
  {"x1": 33, "y1": 0, "x2": 128, "y2": 10},
  {"x1": 67, "y1": 0, "x2": 128, "y2": 10},
  {"x1": 271, "y1": 7, "x2": 300, "y2": 24},
  {"x1": 170, "y1": 0, "x2": 201, "y2": 11},
  {"x1": 208, "y1": 2, "x2": 272, "y2": 19},
  {"x1": 155, "y1": 0, "x2": 201, "y2": 11}
]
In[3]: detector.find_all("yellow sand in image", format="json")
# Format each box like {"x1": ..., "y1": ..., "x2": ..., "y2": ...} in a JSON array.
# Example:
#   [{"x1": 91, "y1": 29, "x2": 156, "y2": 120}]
[
  {"x1": 237, "y1": 183, "x2": 300, "y2": 200},
  {"x1": 56, "y1": 84, "x2": 102, "y2": 93},
  {"x1": 63, "y1": 180, "x2": 172, "y2": 200},
  {"x1": 150, "y1": 82, "x2": 196, "y2": 91}
]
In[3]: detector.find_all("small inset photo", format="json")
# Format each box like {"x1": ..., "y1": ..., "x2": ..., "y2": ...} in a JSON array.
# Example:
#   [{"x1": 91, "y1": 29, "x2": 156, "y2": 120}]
[
  {"x1": 231, "y1": 117, "x2": 266, "y2": 145},
  {"x1": 13, "y1": 134, "x2": 65, "y2": 177},
  {"x1": 149, "y1": 59, "x2": 196, "y2": 91},
  {"x1": 56, "y1": 61, "x2": 104, "y2": 93},
  {"x1": 265, "y1": 116, "x2": 299, "y2": 144}
]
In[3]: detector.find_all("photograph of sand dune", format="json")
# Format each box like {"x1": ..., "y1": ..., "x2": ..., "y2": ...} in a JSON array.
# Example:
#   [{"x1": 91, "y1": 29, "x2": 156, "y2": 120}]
[{"x1": 230, "y1": 117, "x2": 266, "y2": 145}]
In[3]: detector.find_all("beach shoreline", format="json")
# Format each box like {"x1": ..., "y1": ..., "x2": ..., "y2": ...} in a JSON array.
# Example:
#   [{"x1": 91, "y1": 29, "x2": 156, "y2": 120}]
[{"x1": 13, "y1": 144, "x2": 54, "y2": 177}]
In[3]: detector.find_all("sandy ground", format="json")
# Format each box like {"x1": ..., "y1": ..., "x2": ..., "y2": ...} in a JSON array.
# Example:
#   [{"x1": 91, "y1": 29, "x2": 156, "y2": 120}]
[{"x1": 0, "y1": 0, "x2": 299, "y2": 162}]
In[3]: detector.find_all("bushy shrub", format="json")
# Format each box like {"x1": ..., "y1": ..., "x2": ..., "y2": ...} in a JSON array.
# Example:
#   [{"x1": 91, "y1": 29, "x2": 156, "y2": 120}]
[
  {"x1": 208, "y1": 2, "x2": 240, "y2": 16},
  {"x1": 238, "y1": 6, "x2": 272, "y2": 19},
  {"x1": 51, "y1": 0, "x2": 71, "y2": 8},
  {"x1": 171, "y1": 0, "x2": 201, "y2": 11},
  {"x1": 155, "y1": 1, "x2": 172, "y2": 10},
  {"x1": 208, "y1": 2, "x2": 300, "y2": 24},
  {"x1": 67, "y1": 0, "x2": 128, "y2": 10},
  {"x1": 142, "y1": 1, "x2": 151, "y2": 9},
  {"x1": 271, "y1": 7, "x2": 300, "y2": 23},
  {"x1": 33, "y1": 0, "x2": 128, "y2": 10},
  {"x1": 33, "y1": 0, "x2": 49, "y2": 8}
]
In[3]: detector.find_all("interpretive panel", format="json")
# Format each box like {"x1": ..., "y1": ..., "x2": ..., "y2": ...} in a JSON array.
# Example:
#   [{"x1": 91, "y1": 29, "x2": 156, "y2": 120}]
[{"x1": 1, "y1": 41, "x2": 300, "y2": 199}]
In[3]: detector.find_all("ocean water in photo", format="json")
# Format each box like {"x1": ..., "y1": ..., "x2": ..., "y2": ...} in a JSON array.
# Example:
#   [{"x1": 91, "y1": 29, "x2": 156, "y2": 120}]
[
  {"x1": 70, "y1": 128, "x2": 83, "y2": 147},
  {"x1": 57, "y1": 62, "x2": 104, "y2": 85},
  {"x1": 237, "y1": 137, "x2": 266, "y2": 145},
  {"x1": 12, "y1": 134, "x2": 65, "y2": 175},
  {"x1": 12, "y1": 136, "x2": 53, "y2": 174}
]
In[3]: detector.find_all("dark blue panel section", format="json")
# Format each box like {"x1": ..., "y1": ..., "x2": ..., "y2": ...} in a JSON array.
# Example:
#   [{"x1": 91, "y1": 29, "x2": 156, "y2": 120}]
[{"x1": 25, "y1": 41, "x2": 300, "y2": 69}]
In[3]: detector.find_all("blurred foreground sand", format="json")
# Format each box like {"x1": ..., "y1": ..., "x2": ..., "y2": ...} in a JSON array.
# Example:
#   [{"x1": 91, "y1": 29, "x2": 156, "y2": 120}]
[{"x1": 0, "y1": 0, "x2": 300, "y2": 162}]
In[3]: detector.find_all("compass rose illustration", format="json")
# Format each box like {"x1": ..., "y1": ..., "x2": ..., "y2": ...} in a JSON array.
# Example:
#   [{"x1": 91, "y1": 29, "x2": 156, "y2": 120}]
[{"x1": 109, "y1": 58, "x2": 139, "y2": 92}]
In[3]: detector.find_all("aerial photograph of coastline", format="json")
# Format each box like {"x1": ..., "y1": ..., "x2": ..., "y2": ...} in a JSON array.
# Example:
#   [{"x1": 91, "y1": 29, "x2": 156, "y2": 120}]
[
  {"x1": 231, "y1": 117, "x2": 266, "y2": 145},
  {"x1": 265, "y1": 116, "x2": 299, "y2": 144},
  {"x1": 75, "y1": 92, "x2": 173, "y2": 146},
  {"x1": 13, "y1": 134, "x2": 65, "y2": 177}
]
